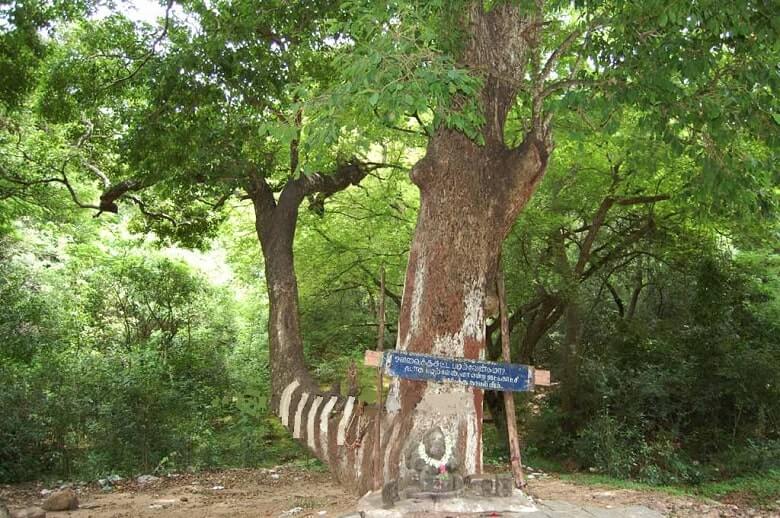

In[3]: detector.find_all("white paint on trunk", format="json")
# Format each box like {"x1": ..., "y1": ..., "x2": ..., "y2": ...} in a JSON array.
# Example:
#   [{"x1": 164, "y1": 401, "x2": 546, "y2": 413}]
[
  {"x1": 432, "y1": 332, "x2": 463, "y2": 357},
  {"x1": 430, "y1": 277, "x2": 486, "y2": 358},
  {"x1": 397, "y1": 271, "x2": 487, "y2": 480},
  {"x1": 320, "y1": 396, "x2": 338, "y2": 460},
  {"x1": 406, "y1": 259, "x2": 426, "y2": 345},
  {"x1": 293, "y1": 392, "x2": 310, "y2": 439},
  {"x1": 462, "y1": 277, "x2": 485, "y2": 341},
  {"x1": 465, "y1": 407, "x2": 477, "y2": 474},
  {"x1": 355, "y1": 437, "x2": 365, "y2": 479},
  {"x1": 337, "y1": 396, "x2": 356, "y2": 446},
  {"x1": 384, "y1": 377, "x2": 401, "y2": 414},
  {"x1": 279, "y1": 380, "x2": 300, "y2": 427},
  {"x1": 307, "y1": 396, "x2": 324, "y2": 451}
]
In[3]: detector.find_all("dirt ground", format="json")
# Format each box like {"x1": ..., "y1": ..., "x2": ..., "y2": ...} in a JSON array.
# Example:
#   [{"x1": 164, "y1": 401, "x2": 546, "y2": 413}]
[{"x1": 2, "y1": 466, "x2": 778, "y2": 518}]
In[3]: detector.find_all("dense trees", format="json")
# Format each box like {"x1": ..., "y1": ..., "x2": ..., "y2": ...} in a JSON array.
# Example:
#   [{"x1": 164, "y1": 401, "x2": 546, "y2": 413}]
[
  {"x1": 1, "y1": 0, "x2": 778, "y2": 496},
  {"x1": 0, "y1": 220, "x2": 283, "y2": 480}
]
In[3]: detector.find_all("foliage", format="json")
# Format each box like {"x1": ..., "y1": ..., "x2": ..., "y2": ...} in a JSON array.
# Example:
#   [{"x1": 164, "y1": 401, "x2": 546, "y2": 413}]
[
  {"x1": 0, "y1": 0, "x2": 777, "y2": 504},
  {"x1": 527, "y1": 248, "x2": 780, "y2": 485},
  {"x1": 0, "y1": 219, "x2": 302, "y2": 482}
]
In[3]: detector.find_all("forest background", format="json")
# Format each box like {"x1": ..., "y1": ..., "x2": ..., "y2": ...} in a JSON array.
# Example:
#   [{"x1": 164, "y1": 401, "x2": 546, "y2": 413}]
[{"x1": 1, "y1": 0, "x2": 779, "y2": 505}]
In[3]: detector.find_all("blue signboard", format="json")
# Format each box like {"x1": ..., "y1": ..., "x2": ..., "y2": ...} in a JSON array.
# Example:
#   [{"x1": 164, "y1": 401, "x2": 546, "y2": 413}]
[{"x1": 382, "y1": 350, "x2": 534, "y2": 392}]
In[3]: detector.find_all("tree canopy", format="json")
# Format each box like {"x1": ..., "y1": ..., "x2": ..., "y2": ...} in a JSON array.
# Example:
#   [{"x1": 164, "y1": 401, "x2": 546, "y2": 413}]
[{"x1": 0, "y1": 0, "x2": 778, "y2": 504}]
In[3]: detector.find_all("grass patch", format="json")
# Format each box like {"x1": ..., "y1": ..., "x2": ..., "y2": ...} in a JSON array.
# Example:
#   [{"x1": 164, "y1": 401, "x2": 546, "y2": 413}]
[
  {"x1": 522, "y1": 453, "x2": 565, "y2": 473},
  {"x1": 695, "y1": 470, "x2": 780, "y2": 507}
]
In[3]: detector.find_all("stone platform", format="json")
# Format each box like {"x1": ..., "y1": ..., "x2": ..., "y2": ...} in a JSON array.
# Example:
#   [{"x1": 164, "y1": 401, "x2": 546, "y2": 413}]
[{"x1": 347, "y1": 489, "x2": 664, "y2": 518}]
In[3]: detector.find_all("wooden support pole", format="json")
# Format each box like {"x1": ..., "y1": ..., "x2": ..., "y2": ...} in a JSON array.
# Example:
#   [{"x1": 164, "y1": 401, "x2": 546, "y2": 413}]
[
  {"x1": 372, "y1": 265, "x2": 385, "y2": 490},
  {"x1": 497, "y1": 268, "x2": 526, "y2": 489}
]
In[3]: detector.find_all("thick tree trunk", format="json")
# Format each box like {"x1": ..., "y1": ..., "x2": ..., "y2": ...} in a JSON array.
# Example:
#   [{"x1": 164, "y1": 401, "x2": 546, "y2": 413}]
[
  {"x1": 374, "y1": 3, "x2": 554, "y2": 487},
  {"x1": 380, "y1": 127, "x2": 548, "y2": 484}
]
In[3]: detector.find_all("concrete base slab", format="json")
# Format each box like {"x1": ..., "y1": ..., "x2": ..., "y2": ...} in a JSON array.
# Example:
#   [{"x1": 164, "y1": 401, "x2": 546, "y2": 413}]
[
  {"x1": 356, "y1": 488, "x2": 538, "y2": 516},
  {"x1": 352, "y1": 489, "x2": 665, "y2": 518}
]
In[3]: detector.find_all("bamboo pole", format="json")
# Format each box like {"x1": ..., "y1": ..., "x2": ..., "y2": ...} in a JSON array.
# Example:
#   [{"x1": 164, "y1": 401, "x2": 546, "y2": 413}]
[
  {"x1": 497, "y1": 268, "x2": 525, "y2": 488},
  {"x1": 373, "y1": 265, "x2": 386, "y2": 490}
]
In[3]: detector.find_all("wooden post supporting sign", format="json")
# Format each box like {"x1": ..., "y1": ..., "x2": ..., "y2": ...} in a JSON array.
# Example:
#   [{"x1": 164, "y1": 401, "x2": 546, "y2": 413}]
[{"x1": 497, "y1": 268, "x2": 525, "y2": 488}]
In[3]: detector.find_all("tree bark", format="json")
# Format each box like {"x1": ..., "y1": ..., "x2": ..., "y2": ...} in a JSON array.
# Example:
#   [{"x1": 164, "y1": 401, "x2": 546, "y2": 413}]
[{"x1": 248, "y1": 162, "x2": 368, "y2": 397}]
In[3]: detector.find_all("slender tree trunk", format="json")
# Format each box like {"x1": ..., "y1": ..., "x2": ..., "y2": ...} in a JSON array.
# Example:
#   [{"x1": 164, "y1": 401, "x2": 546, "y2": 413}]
[
  {"x1": 626, "y1": 267, "x2": 644, "y2": 319},
  {"x1": 519, "y1": 296, "x2": 564, "y2": 364},
  {"x1": 247, "y1": 164, "x2": 381, "y2": 494},
  {"x1": 560, "y1": 297, "x2": 583, "y2": 431},
  {"x1": 252, "y1": 182, "x2": 315, "y2": 397}
]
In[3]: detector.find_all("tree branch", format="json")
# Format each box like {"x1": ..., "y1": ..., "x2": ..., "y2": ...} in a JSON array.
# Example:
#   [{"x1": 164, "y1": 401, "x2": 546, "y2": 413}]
[
  {"x1": 295, "y1": 160, "x2": 368, "y2": 199},
  {"x1": 539, "y1": 22, "x2": 589, "y2": 82},
  {"x1": 96, "y1": 178, "x2": 144, "y2": 214},
  {"x1": 605, "y1": 281, "x2": 625, "y2": 317},
  {"x1": 126, "y1": 195, "x2": 177, "y2": 225},
  {"x1": 102, "y1": 0, "x2": 174, "y2": 89},
  {"x1": 615, "y1": 194, "x2": 670, "y2": 205},
  {"x1": 539, "y1": 77, "x2": 616, "y2": 101},
  {"x1": 83, "y1": 162, "x2": 111, "y2": 189}
]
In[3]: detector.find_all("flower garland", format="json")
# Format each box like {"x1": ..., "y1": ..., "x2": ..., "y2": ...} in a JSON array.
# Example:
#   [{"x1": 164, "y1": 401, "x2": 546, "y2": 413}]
[{"x1": 417, "y1": 435, "x2": 453, "y2": 471}]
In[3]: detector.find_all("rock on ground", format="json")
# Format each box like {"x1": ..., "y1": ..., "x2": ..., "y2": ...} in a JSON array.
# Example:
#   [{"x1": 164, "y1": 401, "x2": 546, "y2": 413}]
[
  {"x1": 42, "y1": 489, "x2": 78, "y2": 511},
  {"x1": 136, "y1": 475, "x2": 160, "y2": 485},
  {"x1": 9, "y1": 508, "x2": 46, "y2": 518}
]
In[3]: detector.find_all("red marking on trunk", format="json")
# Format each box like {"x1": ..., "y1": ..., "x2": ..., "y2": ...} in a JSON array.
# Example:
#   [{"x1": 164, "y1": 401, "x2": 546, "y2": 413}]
[
  {"x1": 473, "y1": 388, "x2": 484, "y2": 473},
  {"x1": 463, "y1": 336, "x2": 482, "y2": 360}
]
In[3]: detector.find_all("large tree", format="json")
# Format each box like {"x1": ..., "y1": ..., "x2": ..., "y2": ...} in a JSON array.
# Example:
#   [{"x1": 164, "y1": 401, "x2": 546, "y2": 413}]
[
  {"x1": 3, "y1": 0, "x2": 777, "y2": 495},
  {"x1": 313, "y1": 0, "x2": 778, "y2": 490}
]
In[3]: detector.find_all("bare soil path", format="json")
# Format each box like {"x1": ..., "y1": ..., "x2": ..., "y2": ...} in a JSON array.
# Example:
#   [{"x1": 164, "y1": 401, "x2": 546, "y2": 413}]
[{"x1": 2, "y1": 467, "x2": 777, "y2": 517}]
